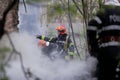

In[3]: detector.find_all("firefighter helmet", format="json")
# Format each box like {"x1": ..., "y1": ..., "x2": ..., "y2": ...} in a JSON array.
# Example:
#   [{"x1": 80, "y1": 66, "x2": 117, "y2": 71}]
[{"x1": 56, "y1": 25, "x2": 66, "y2": 34}]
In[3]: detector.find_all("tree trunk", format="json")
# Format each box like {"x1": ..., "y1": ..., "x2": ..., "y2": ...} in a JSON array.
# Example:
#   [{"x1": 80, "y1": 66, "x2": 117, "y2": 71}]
[{"x1": 0, "y1": 0, "x2": 19, "y2": 39}]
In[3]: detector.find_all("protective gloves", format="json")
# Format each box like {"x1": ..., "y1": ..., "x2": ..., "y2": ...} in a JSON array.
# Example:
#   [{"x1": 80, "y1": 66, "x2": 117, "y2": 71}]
[{"x1": 38, "y1": 40, "x2": 49, "y2": 47}]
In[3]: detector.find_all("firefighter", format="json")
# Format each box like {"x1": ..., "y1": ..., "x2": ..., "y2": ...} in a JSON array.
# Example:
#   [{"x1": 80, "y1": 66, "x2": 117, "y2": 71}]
[
  {"x1": 87, "y1": 0, "x2": 120, "y2": 80},
  {"x1": 37, "y1": 25, "x2": 75, "y2": 60}
]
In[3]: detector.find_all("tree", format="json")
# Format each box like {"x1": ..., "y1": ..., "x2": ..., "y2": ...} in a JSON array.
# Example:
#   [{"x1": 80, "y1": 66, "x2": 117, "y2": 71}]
[
  {"x1": 47, "y1": 0, "x2": 104, "y2": 59},
  {"x1": 0, "y1": 0, "x2": 19, "y2": 39},
  {"x1": 0, "y1": 0, "x2": 19, "y2": 79}
]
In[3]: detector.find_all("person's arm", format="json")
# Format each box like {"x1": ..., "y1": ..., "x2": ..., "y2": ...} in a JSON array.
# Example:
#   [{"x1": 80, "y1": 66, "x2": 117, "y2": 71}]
[
  {"x1": 67, "y1": 37, "x2": 75, "y2": 59},
  {"x1": 68, "y1": 39, "x2": 74, "y2": 53},
  {"x1": 87, "y1": 14, "x2": 102, "y2": 56},
  {"x1": 37, "y1": 35, "x2": 58, "y2": 45},
  {"x1": 36, "y1": 35, "x2": 50, "y2": 41}
]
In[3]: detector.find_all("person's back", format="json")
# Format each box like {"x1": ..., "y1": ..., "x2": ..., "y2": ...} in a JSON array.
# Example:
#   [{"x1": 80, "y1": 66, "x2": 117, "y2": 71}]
[
  {"x1": 87, "y1": 0, "x2": 120, "y2": 80},
  {"x1": 96, "y1": 5, "x2": 120, "y2": 58}
]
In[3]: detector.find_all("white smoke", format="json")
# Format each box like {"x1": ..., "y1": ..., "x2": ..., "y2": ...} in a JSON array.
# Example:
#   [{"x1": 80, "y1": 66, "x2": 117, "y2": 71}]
[{"x1": 1, "y1": 32, "x2": 98, "y2": 80}]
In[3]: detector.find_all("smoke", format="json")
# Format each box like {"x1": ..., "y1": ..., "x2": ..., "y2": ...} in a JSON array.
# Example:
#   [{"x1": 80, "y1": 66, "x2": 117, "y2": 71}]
[{"x1": 4, "y1": 32, "x2": 98, "y2": 80}]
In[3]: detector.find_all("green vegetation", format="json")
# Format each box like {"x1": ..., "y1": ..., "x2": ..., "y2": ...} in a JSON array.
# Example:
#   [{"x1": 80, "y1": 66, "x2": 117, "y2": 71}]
[
  {"x1": 0, "y1": 47, "x2": 11, "y2": 62},
  {"x1": 0, "y1": 47, "x2": 11, "y2": 54},
  {"x1": 26, "y1": 0, "x2": 50, "y2": 2},
  {"x1": 47, "y1": 3, "x2": 80, "y2": 22},
  {"x1": 47, "y1": 2, "x2": 80, "y2": 22},
  {"x1": 1, "y1": 77, "x2": 9, "y2": 80},
  {"x1": 0, "y1": 47, "x2": 11, "y2": 80}
]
